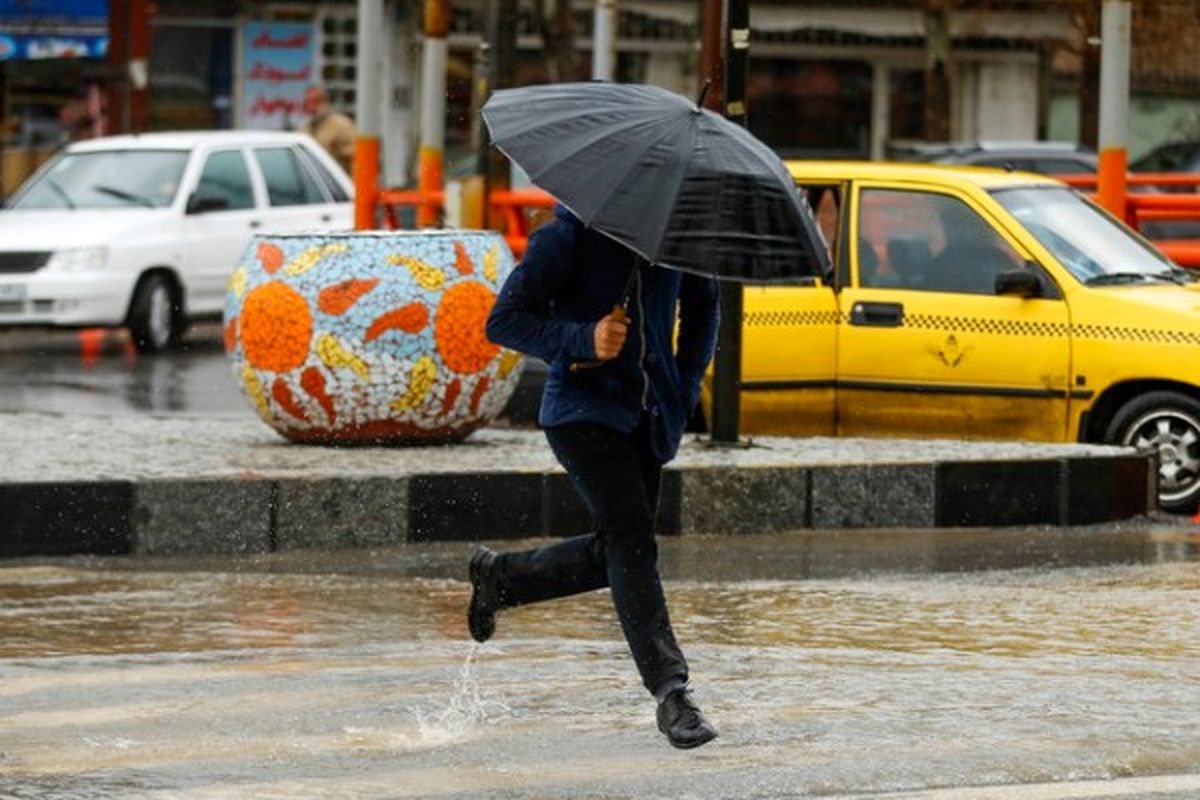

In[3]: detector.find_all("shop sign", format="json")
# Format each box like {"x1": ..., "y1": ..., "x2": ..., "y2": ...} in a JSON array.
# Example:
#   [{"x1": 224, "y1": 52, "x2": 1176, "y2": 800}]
[
  {"x1": 0, "y1": 33, "x2": 107, "y2": 60},
  {"x1": 0, "y1": 0, "x2": 108, "y2": 60},
  {"x1": 242, "y1": 21, "x2": 316, "y2": 130}
]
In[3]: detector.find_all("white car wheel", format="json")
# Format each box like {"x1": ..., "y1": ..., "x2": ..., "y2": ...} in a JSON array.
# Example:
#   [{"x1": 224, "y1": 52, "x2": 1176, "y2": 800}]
[{"x1": 128, "y1": 274, "x2": 182, "y2": 354}]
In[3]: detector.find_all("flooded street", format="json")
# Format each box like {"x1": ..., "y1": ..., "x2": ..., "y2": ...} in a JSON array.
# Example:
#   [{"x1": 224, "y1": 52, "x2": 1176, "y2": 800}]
[{"x1": 2, "y1": 527, "x2": 1200, "y2": 799}]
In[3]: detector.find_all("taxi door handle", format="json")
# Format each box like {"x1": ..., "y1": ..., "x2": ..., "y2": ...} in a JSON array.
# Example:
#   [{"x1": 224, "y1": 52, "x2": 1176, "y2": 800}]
[{"x1": 850, "y1": 301, "x2": 903, "y2": 327}]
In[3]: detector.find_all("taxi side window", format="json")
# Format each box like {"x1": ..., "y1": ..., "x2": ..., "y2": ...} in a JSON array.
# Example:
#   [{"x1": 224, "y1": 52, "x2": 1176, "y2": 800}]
[
  {"x1": 801, "y1": 183, "x2": 842, "y2": 285},
  {"x1": 858, "y1": 188, "x2": 1023, "y2": 295}
]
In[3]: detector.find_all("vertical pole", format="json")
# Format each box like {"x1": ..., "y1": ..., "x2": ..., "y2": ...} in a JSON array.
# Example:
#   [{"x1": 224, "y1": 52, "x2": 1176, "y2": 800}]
[
  {"x1": 870, "y1": 62, "x2": 889, "y2": 160},
  {"x1": 106, "y1": 0, "x2": 128, "y2": 133},
  {"x1": 592, "y1": 0, "x2": 617, "y2": 81},
  {"x1": 473, "y1": 34, "x2": 491, "y2": 177},
  {"x1": 354, "y1": 137, "x2": 381, "y2": 230},
  {"x1": 1097, "y1": 0, "x2": 1130, "y2": 222},
  {"x1": 710, "y1": 0, "x2": 746, "y2": 445},
  {"x1": 483, "y1": 0, "x2": 517, "y2": 226},
  {"x1": 356, "y1": 0, "x2": 385, "y2": 229},
  {"x1": 922, "y1": 0, "x2": 951, "y2": 142},
  {"x1": 418, "y1": 0, "x2": 449, "y2": 227},
  {"x1": 356, "y1": 0, "x2": 386, "y2": 137},
  {"x1": 129, "y1": 0, "x2": 150, "y2": 131},
  {"x1": 0, "y1": 64, "x2": 7, "y2": 197},
  {"x1": 698, "y1": 0, "x2": 723, "y2": 112}
]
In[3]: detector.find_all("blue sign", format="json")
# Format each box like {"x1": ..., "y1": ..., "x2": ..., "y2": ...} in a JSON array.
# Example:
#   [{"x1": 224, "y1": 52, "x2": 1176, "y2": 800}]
[
  {"x1": 0, "y1": 0, "x2": 107, "y2": 60},
  {"x1": 0, "y1": 32, "x2": 107, "y2": 60},
  {"x1": 0, "y1": 0, "x2": 107, "y2": 24}
]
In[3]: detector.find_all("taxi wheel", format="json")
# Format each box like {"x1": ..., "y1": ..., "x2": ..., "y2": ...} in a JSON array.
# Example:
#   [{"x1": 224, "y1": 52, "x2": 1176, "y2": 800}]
[
  {"x1": 1106, "y1": 390, "x2": 1200, "y2": 513},
  {"x1": 128, "y1": 274, "x2": 182, "y2": 354}
]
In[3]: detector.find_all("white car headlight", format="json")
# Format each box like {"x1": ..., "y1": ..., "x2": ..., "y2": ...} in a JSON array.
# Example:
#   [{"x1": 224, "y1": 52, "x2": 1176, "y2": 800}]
[{"x1": 45, "y1": 246, "x2": 109, "y2": 273}]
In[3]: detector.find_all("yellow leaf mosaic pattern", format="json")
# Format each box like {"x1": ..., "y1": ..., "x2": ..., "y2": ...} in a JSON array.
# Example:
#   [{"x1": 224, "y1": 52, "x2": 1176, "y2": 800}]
[
  {"x1": 391, "y1": 355, "x2": 437, "y2": 411},
  {"x1": 228, "y1": 266, "x2": 247, "y2": 298},
  {"x1": 388, "y1": 254, "x2": 447, "y2": 291},
  {"x1": 284, "y1": 244, "x2": 349, "y2": 276},
  {"x1": 316, "y1": 333, "x2": 370, "y2": 381}
]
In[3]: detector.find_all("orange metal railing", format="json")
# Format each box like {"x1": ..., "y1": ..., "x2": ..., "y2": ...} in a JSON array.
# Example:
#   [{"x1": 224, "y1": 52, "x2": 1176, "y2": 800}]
[
  {"x1": 369, "y1": 185, "x2": 554, "y2": 258},
  {"x1": 488, "y1": 188, "x2": 556, "y2": 257},
  {"x1": 1055, "y1": 172, "x2": 1200, "y2": 268}
]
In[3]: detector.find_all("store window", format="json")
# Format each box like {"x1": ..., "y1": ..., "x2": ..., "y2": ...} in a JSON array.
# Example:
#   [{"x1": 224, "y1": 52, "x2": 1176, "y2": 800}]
[
  {"x1": 748, "y1": 59, "x2": 872, "y2": 159},
  {"x1": 149, "y1": 24, "x2": 234, "y2": 130}
]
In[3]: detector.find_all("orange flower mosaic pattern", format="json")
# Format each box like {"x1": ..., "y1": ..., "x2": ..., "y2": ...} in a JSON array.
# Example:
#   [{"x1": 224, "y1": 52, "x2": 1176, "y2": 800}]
[{"x1": 224, "y1": 231, "x2": 523, "y2": 444}]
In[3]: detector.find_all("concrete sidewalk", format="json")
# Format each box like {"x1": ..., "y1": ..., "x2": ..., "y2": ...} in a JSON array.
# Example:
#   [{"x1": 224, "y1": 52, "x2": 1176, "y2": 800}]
[{"x1": 0, "y1": 411, "x2": 1154, "y2": 558}]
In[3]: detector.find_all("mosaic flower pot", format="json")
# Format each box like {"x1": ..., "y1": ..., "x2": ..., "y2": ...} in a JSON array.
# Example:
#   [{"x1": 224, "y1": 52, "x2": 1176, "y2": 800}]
[{"x1": 223, "y1": 230, "x2": 524, "y2": 444}]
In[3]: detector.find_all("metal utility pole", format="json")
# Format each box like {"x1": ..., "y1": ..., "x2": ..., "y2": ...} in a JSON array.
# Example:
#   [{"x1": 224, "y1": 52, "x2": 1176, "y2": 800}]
[
  {"x1": 355, "y1": 0, "x2": 385, "y2": 137},
  {"x1": 708, "y1": 0, "x2": 748, "y2": 445},
  {"x1": 480, "y1": 0, "x2": 518, "y2": 222},
  {"x1": 353, "y1": 0, "x2": 385, "y2": 229},
  {"x1": 592, "y1": 0, "x2": 617, "y2": 81},
  {"x1": 418, "y1": 0, "x2": 449, "y2": 226},
  {"x1": 1096, "y1": 0, "x2": 1131, "y2": 221}
]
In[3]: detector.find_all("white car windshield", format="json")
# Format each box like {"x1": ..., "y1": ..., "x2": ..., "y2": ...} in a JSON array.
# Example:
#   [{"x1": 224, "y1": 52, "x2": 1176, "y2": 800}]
[
  {"x1": 9, "y1": 149, "x2": 189, "y2": 210},
  {"x1": 992, "y1": 186, "x2": 1187, "y2": 286}
]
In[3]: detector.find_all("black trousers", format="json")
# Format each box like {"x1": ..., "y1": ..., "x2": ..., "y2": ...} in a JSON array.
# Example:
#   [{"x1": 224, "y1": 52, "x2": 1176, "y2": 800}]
[{"x1": 492, "y1": 418, "x2": 688, "y2": 696}]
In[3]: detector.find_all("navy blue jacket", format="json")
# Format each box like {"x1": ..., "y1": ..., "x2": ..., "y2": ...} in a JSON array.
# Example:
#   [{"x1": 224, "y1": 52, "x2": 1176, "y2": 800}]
[{"x1": 486, "y1": 206, "x2": 720, "y2": 463}]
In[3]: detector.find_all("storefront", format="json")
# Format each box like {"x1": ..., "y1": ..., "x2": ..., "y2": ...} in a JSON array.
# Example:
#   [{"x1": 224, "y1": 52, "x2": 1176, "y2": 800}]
[{"x1": 0, "y1": 0, "x2": 109, "y2": 195}]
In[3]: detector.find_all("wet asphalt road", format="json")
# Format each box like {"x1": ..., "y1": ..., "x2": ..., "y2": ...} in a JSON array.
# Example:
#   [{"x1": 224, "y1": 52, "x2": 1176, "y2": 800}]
[
  {"x1": 2, "y1": 527, "x2": 1199, "y2": 799},
  {"x1": 0, "y1": 325, "x2": 542, "y2": 423}
]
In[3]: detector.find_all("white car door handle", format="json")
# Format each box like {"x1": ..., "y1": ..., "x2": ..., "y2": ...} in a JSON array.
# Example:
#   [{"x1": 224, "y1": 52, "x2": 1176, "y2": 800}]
[{"x1": 249, "y1": 220, "x2": 262, "y2": 229}]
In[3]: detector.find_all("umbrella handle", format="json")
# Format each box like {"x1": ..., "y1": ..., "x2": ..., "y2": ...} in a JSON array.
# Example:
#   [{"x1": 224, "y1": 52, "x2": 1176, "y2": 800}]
[{"x1": 569, "y1": 305, "x2": 628, "y2": 372}]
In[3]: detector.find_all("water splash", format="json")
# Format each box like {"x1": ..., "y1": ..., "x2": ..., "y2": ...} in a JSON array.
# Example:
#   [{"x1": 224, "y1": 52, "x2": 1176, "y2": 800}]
[
  {"x1": 413, "y1": 644, "x2": 502, "y2": 741},
  {"x1": 345, "y1": 644, "x2": 509, "y2": 751}
]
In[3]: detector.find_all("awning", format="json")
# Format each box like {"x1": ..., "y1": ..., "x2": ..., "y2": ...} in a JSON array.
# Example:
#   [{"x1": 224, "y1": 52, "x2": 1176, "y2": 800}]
[{"x1": 0, "y1": 0, "x2": 108, "y2": 61}]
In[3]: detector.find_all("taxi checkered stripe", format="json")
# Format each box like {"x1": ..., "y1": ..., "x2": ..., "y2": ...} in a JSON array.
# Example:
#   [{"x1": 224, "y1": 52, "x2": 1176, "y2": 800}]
[
  {"x1": 1071, "y1": 323, "x2": 1200, "y2": 346},
  {"x1": 744, "y1": 310, "x2": 842, "y2": 327},
  {"x1": 904, "y1": 313, "x2": 1070, "y2": 337},
  {"x1": 744, "y1": 309, "x2": 1200, "y2": 345}
]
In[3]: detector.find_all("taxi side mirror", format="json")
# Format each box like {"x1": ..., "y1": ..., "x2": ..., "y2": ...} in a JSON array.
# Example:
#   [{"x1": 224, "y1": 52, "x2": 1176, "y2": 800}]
[{"x1": 995, "y1": 269, "x2": 1041, "y2": 298}]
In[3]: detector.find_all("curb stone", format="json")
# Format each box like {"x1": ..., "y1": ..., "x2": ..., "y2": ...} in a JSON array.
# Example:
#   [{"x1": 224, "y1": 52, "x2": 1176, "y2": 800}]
[{"x1": 0, "y1": 452, "x2": 1154, "y2": 557}]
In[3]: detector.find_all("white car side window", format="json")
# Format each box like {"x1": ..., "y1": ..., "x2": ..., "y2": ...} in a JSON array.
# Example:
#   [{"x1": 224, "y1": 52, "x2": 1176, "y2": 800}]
[
  {"x1": 195, "y1": 150, "x2": 255, "y2": 211},
  {"x1": 254, "y1": 147, "x2": 326, "y2": 207}
]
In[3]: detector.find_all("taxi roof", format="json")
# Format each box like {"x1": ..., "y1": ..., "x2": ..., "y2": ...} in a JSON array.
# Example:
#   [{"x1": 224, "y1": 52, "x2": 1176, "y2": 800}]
[{"x1": 785, "y1": 160, "x2": 1063, "y2": 191}]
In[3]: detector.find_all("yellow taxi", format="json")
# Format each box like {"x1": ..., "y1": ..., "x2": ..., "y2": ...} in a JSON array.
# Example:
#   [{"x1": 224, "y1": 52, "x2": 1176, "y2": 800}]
[{"x1": 709, "y1": 161, "x2": 1200, "y2": 511}]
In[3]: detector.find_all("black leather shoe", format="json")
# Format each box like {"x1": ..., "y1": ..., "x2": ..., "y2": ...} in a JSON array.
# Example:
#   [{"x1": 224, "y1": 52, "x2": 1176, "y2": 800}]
[
  {"x1": 467, "y1": 546, "x2": 501, "y2": 643},
  {"x1": 656, "y1": 688, "x2": 718, "y2": 749}
]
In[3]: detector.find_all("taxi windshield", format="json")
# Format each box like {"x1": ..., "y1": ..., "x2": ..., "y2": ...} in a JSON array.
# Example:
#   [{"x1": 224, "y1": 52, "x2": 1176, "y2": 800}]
[
  {"x1": 8, "y1": 149, "x2": 189, "y2": 210},
  {"x1": 991, "y1": 186, "x2": 1181, "y2": 285}
]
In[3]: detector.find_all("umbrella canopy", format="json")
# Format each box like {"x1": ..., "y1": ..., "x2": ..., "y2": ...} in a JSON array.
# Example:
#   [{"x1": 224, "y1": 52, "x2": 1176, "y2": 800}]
[{"x1": 481, "y1": 82, "x2": 831, "y2": 283}]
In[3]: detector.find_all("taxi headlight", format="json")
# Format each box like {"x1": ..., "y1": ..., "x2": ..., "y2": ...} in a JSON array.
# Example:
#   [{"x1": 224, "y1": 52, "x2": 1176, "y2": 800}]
[{"x1": 45, "y1": 246, "x2": 109, "y2": 272}]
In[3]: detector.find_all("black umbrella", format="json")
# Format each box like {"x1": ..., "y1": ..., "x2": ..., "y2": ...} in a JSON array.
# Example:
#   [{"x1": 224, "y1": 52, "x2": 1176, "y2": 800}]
[{"x1": 481, "y1": 81, "x2": 831, "y2": 283}]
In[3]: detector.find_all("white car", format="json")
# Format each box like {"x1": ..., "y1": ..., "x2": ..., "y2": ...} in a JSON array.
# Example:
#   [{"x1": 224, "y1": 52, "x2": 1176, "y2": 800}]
[{"x1": 0, "y1": 131, "x2": 354, "y2": 352}]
